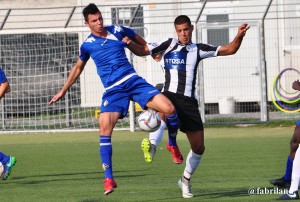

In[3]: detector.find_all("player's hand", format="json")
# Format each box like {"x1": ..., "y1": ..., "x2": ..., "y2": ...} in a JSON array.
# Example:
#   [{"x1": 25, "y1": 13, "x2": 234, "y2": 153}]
[
  {"x1": 292, "y1": 80, "x2": 300, "y2": 91},
  {"x1": 48, "y1": 90, "x2": 65, "y2": 105},
  {"x1": 122, "y1": 36, "x2": 132, "y2": 45},
  {"x1": 238, "y1": 23, "x2": 250, "y2": 37},
  {"x1": 152, "y1": 53, "x2": 162, "y2": 62}
]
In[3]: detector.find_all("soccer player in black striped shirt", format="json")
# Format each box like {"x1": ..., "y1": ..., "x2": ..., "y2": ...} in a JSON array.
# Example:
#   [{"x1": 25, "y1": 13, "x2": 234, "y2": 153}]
[{"x1": 125, "y1": 15, "x2": 249, "y2": 198}]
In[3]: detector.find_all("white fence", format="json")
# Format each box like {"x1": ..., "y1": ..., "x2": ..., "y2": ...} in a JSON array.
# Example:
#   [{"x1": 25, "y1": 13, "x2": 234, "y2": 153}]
[{"x1": 0, "y1": 0, "x2": 300, "y2": 131}]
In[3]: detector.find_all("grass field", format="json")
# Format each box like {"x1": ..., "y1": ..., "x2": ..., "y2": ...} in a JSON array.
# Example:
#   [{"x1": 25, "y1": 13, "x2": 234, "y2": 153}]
[{"x1": 0, "y1": 126, "x2": 294, "y2": 201}]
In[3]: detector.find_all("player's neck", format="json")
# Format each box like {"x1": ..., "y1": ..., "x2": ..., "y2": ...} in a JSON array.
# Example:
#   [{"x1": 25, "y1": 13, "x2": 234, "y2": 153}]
[{"x1": 92, "y1": 29, "x2": 108, "y2": 38}]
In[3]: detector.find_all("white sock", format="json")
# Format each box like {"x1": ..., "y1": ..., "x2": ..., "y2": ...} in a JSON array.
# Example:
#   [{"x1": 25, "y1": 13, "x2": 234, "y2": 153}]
[
  {"x1": 149, "y1": 120, "x2": 166, "y2": 146},
  {"x1": 0, "y1": 162, "x2": 2, "y2": 167},
  {"x1": 183, "y1": 150, "x2": 202, "y2": 179},
  {"x1": 289, "y1": 144, "x2": 300, "y2": 193}
]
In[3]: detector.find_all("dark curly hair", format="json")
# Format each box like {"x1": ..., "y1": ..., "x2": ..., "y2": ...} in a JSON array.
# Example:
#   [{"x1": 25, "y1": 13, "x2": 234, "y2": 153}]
[
  {"x1": 174, "y1": 15, "x2": 191, "y2": 26},
  {"x1": 82, "y1": 3, "x2": 100, "y2": 22}
]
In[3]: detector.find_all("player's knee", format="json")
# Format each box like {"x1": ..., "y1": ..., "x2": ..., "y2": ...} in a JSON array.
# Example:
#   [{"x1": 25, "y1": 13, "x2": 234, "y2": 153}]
[
  {"x1": 159, "y1": 105, "x2": 175, "y2": 116},
  {"x1": 193, "y1": 145, "x2": 205, "y2": 155},
  {"x1": 99, "y1": 120, "x2": 113, "y2": 135},
  {"x1": 164, "y1": 103, "x2": 176, "y2": 116},
  {"x1": 168, "y1": 106, "x2": 176, "y2": 116}
]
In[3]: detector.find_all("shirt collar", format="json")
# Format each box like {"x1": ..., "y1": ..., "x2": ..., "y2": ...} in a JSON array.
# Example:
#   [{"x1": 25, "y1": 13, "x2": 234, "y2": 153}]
[{"x1": 177, "y1": 39, "x2": 192, "y2": 46}]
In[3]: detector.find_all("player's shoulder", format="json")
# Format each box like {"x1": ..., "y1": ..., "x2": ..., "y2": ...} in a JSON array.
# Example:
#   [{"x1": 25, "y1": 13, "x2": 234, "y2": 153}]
[
  {"x1": 105, "y1": 25, "x2": 135, "y2": 40},
  {"x1": 195, "y1": 43, "x2": 218, "y2": 51},
  {"x1": 196, "y1": 42, "x2": 214, "y2": 47},
  {"x1": 105, "y1": 25, "x2": 128, "y2": 34},
  {"x1": 83, "y1": 34, "x2": 96, "y2": 44}
]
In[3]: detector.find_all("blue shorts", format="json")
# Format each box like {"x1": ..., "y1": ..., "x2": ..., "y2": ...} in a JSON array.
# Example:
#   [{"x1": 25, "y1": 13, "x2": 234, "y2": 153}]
[{"x1": 100, "y1": 75, "x2": 160, "y2": 119}]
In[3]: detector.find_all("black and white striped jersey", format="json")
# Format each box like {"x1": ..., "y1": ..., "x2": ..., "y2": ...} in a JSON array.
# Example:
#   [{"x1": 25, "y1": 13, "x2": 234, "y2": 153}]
[{"x1": 148, "y1": 38, "x2": 219, "y2": 98}]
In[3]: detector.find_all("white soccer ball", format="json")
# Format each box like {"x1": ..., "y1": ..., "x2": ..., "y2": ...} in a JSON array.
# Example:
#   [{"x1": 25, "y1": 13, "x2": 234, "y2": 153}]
[{"x1": 138, "y1": 109, "x2": 161, "y2": 132}]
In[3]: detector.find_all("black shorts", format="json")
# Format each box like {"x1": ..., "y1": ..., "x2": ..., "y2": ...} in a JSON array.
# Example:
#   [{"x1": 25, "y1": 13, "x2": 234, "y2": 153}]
[{"x1": 162, "y1": 91, "x2": 203, "y2": 133}]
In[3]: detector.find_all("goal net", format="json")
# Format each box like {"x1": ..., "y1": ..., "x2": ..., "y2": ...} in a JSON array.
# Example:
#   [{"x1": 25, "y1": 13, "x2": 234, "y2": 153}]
[{"x1": 0, "y1": 31, "x2": 133, "y2": 132}]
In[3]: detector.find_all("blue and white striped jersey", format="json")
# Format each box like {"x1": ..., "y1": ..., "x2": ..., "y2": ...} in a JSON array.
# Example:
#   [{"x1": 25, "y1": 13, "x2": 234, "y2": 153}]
[
  {"x1": 148, "y1": 38, "x2": 219, "y2": 98},
  {"x1": 79, "y1": 25, "x2": 136, "y2": 88}
]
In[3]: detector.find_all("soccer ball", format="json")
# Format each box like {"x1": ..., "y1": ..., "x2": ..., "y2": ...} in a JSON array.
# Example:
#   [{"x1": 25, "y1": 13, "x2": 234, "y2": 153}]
[{"x1": 137, "y1": 109, "x2": 161, "y2": 132}]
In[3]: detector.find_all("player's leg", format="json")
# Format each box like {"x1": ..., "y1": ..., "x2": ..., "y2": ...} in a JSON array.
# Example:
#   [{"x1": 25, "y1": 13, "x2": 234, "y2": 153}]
[
  {"x1": 279, "y1": 144, "x2": 300, "y2": 200},
  {"x1": 146, "y1": 93, "x2": 175, "y2": 114},
  {"x1": 184, "y1": 130, "x2": 205, "y2": 179},
  {"x1": 151, "y1": 92, "x2": 183, "y2": 164},
  {"x1": 270, "y1": 121, "x2": 300, "y2": 188},
  {"x1": 142, "y1": 94, "x2": 180, "y2": 163},
  {"x1": 141, "y1": 113, "x2": 166, "y2": 163},
  {"x1": 99, "y1": 87, "x2": 129, "y2": 195},
  {"x1": 130, "y1": 76, "x2": 176, "y2": 116},
  {"x1": 177, "y1": 99, "x2": 204, "y2": 198},
  {"x1": 99, "y1": 112, "x2": 120, "y2": 195},
  {"x1": 178, "y1": 130, "x2": 204, "y2": 198},
  {"x1": 149, "y1": 84, "x2": 167, "y2": 148},
  {"x1": 149, "y1": 112, "x2": 166, "y2": 147},
  {"x1": 288, "y1": 144, "x2": 300, "y2": 197},
  {"x1": 149, "y1": 83, "x2": 166, "y2": 148},
  {"x1": 0, "y1": 151, "x2": 16, "y2": 180},
  {"x1": 130, "y1": 76, "x2": 181, "y2": 163},
  {"x1": 290, "y1": 124, "x2": 300, "y2": 160},
  {"x1": 141, "y1": 95, "x2": 181, "y2": 164}
]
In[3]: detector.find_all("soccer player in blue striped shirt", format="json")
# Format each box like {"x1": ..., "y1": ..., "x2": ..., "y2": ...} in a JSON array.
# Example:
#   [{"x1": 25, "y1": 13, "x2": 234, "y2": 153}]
[{"x1": 49, "y1": 3, "x2": 179, "y2": 195}]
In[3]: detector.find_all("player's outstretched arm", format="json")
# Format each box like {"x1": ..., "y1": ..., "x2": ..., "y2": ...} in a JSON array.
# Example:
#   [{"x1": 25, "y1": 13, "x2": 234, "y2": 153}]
[
  {"x1": 218, "y1": 23, "x2": 250, "y2": 56},
  {"x1": 48, "y1": 59, "x2": 86, "y2": 105},
  {"x1": 123, "y1": 37, "x2": 151, "y2": 56},
  {"x1": 123, "y1": 36, "x2": 162, "y2": 61},
  {"x1": 132, "y1": 34, "x2": 147, "y2": 46}
]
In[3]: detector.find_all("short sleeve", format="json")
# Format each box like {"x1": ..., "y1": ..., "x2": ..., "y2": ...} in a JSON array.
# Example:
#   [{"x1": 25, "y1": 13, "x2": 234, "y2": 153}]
[
  {"x1": 79, "y1": 43, "x2": 90, "y2": 62},
  {"x1": 197, "y1": 43, "x2": 219, "y2": 59},
  {"x1": 0, "y1": 68, "x2": 7, "y2": 84},
  {"x1": 148, "y1": 38, "x2": 172, "y2": 55}
]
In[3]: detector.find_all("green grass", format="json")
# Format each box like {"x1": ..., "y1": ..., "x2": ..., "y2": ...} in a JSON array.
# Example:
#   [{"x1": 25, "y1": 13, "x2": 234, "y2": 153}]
[{"x1": 0, "y1": 126, "x2": 294, "y2": 201}]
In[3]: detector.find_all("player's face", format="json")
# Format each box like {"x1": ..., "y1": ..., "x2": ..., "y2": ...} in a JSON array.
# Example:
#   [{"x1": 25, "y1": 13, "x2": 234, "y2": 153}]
[
  {"x1": 85, "y1": 12, "x2": 105, "y2": 35},
  {"x1": 175, "y1": 22, "x2": 193, "y2": 45}
]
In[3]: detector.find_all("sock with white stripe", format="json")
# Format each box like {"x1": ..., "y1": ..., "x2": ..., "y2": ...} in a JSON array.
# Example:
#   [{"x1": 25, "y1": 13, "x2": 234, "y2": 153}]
[
  {"x1": 100, "y1": 136, "x2": 113, "y2": 179},
  {"x1": 183, "y1": 150, "x2": 202, "y2": 180}
]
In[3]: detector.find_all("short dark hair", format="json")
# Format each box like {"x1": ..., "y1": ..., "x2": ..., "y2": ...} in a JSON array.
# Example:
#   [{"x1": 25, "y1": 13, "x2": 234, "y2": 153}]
[
  {"x1": 174, "y1": 15, "x2": 192, "y2": 26},
  {"x1": 82, "y1": 3, "x2": 100, "y2": 22}
]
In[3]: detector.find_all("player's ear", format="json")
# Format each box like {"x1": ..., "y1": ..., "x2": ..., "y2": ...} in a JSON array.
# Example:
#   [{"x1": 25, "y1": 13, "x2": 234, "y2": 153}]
[{"x1": 191, "y1": 25, "x2": 194, "y2": 31}]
